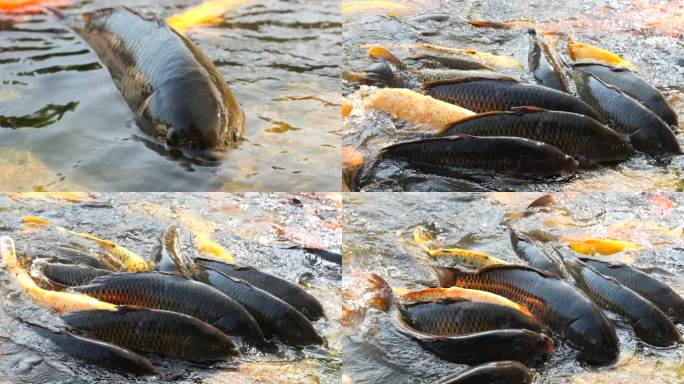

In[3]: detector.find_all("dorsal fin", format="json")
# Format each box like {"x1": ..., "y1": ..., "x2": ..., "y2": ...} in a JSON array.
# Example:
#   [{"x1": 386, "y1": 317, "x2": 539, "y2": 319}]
[{"x1": 423, "y1": 76, "x2": 517, "y2": 89}]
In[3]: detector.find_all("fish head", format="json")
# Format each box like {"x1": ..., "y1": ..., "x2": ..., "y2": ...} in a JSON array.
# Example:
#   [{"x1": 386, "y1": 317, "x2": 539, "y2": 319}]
[
  {"x1": 632, "y1": 316, "x2": 680, "y2": 347},
  {"x1": 147, "y1": 75, "x2": 243, "y2": 162},
  {"x1": 629, "y1": 127, "x2": 682, "y2": 156},
  {"x1": 181, "y1": 326, "x2": 239, "y2": 361},
  {"x1": 566, "y1": 316, "x2": 619, "y2": 365},
  {"x1": 274, "y1": 313, "x2": 324, "y2": 346},
  {"x1": 581, "y1": 134, "x2": 635, "y2": 166}
]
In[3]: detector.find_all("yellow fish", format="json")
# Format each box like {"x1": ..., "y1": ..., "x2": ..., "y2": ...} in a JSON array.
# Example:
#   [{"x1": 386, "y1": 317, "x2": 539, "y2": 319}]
[
  {"x1": 567, "y1": 42, "x2": 637, "y2": 71},
  {"x1": 399, "y1": 287, "x2": 534, "y2": 318},
  {"x1": 22, "y1": 216, "x2": 153, "y2": 271},
  {"x1": 0, "y1": 236, "x2": 116, "y2": 312},
  {"x1": 397, "y1": 43, "x2": 524, "y2": 69},
  {"x1": 167, "y1": 0, "x2": 253, "y2": 32},
  {"x1": 341, "y1": 1, "x2": 410, "y2": 17},
  {"x1": 565, "y1": 238, "x2": 643, "y2": 255},
  {"x1": 428, "y1": 247, "x2": 509, "y2": 268},
  {"x1": 366, "y1": 88, "x2": 475, "y2": 131}
]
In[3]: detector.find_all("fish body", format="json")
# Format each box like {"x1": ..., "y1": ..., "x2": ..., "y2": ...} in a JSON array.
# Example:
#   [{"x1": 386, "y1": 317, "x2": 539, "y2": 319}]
[
  {"x1": 395, "y1": 319, "x2": 553, "y2": 366},
  {"x1": 529, "y1": 32, "x2": 568, "y2": 92},
  {"x1": 76, "y1": 7, "x2": 244, "y2": 160},
  {"x1": 70, "y1": 272, "x2": 264, "y2": 343},
  {"x1": 26, "y1": 321, "x2": 160, "y2": 376},
  {"x1": 433, "y1": 361, "x2": 533, "y2": 384},
  {"x1": 427, "y1": 247, "x2": 508, "y2": 268},
  {"x1": 567, "y1": 42, "x2": 637, "y2": 71},
  {"x1": 581, "y1": 258, "x2": 684, "y2": 323},
  {"x1": 510, "y1": 230, "x2": 566, "y2": 278},
  {"x1": 380, "y1": 135, "x2": 579, "y2": 179},
  {"x1": 195, "y1": 257, "x2": 325, "y2": 321},
  {"x1": 40, "y1": 263, "x2": 112, "y2": 287},
  {"x1": 399, "y1": 299, "x2": 547, "y2": 336},
  {"x1": 406, "y1": 54, "x2": 494, "y2": 70},
  {"x1": 440, "y1": 108, "x2": 633, "y2": 167},
  {"x1": 573, "y1": 63, "x2": 677, "y2": 126},
  {"x1": 399, "y1": 287, "x2": 534, "y2": 318},
  {"x1": 196, "y1": 265, "x2": 323, "y2": 346},
  {"x1": 565, "y1": 258, "x2": 680, "y2": 347},
  {"x1": 572, "y1": 71, "x2": 681, "y2": 155},
  {"x1": 433, "y1": 264, "x2": 619, "y2": 365},
  {"x1": 62, "y1": 306, "x2": 239, "y2": 362},
  {"x1": 366, "y1": 88, "x2": 475, "y2": 131},
  {"x1": 1, "y1": 236, "x2": 116, "y2": 312},
  {"x1": 413, "y1": 68, "x2": 516, "y2": 84},
  {"x1": 565, "y1": 238, "x2": 642, "y2": 255},
  {"x1": 154, "y1": 226, "x2": 198, "y2": 278},
  {"x1": 424, "y1": 78, "x2": 605, "y2": 122}
]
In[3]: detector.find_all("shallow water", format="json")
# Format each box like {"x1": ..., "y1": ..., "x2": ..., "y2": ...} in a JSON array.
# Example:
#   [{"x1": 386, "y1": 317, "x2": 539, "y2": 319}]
[
  {"x1": 0, "y1": 192, "x2": 342, "y2": 383},
  {"x1": 342, "y1": 192, "x2": 684, "y2": 383},
  {"x1": 0, "y1": 0, "x2": 341, "y2": 192},
  {"x1": 342, "y1": 0, "x2": 684, "y2": 191}
]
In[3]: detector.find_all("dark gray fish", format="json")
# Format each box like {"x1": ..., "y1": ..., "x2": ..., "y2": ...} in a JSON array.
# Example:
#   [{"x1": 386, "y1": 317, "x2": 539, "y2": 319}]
[
  {"x1": 572, "y1": 70, "x2": 681, "y2": 155},
  {"x1": 40, "y1": 262, "x2": 112, "y2": 288},
  {"x1": 573, "y1": 63, "x2": 678, "y2": 126},
  {"x1": 565, "y1": 258, "x2": 681, "y2": 347},
  {"x1": 154, "y1": 225, "x2": 198, "y2": 278},
  {"x1": 25, "y1": 321, "x2": 160, "y2": 376},
  {"x1": 394, "y1": 317, "x2": 553, "y2": 366},
  {"x1": 62, "y1": 306, "x2": 239, "y2": 362},
  {"x1": 380, "y1": 135, "x2": 579, "y2": 179},
  {"x1": 70, "y1": 272, "x2": 265, "y2": 344},
  {"x1": 399, "y1": 299, "x2": 548, "y2": 336},
  {"x1": 76, "y1": 7, "x2": 244, "y2": 161},
  {"x1": 433, "y1": 361, "x2": 534, "y2": 384},
  {"x1": 433, "y1": 265, "x2": 619, "y2": 365},
  {"x1": 406, "y1": 54, "x2": 494, "y2": 71},
  {"x1": 581, "y1": 258, "x2": 684, "y2": 324},
  {"x1": 195, "y1": 257, "x2": 325, "y2": 320},
  {"x1": 424, "y1": 77, "x2": 605, "y2": 122},
  {"x1": 509, "y1": 229, "x2": 566, "y2": 278},
  {"x1": 440, "y1": 107, "x2": 633, "y2": 167},
  {"x1": 528, "y1": 31, "x2": 568, "y2": 92},
  {"x1": 196, "y1": 264, "x2": 324, "y2": 346}
]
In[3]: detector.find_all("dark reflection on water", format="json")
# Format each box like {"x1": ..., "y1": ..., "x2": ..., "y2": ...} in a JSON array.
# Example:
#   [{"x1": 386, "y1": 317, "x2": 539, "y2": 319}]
[
  {"x1": 342, "y1": 192, "x2": 684, "y2": 383},
  {"x1": 0, "y1": 101, "x2": 78, "y2": 128},
  {"x1": 0, "y1": 0, "x2": 341, "y2": 191},
  {"x1": 343, "y1": 0, "x2": 684, "y2": 192},
  {"x1": 0, "y1": 192, "x2": 342, "y2": 383}
]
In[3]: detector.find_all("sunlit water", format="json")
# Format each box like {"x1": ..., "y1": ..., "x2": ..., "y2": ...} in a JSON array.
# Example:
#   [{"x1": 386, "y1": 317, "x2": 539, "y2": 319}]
[
  {"x1": 0, "y1": 192, "x2": 342, "y2": 383},
  {"x1": 343, "y1": 0, "x2": 684, "y2": 191},
  {"x1": 0, "y1": 0, "x2": 341, "y2": 192},
  {"x1": 342, "y1": 192, "x2": 684, "y2": 383}
]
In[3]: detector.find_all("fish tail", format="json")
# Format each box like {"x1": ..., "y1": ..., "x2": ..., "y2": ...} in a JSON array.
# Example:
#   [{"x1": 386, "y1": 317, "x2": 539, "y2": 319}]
[
  {"x1": 364, "y1": 62, "x2": 419, "y2": 89},
  {"x1": 367, "y1": 46, "x2": 404, "y2": 68},
  {"x1": 431, "y1": 265, "x2": 468, "y2": 287},
  {"x1": 367, "y1": 274, "x2": 394, "y2": 312}
]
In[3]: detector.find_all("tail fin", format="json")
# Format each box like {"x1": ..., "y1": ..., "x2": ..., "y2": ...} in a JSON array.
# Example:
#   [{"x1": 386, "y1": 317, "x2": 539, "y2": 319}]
[
  {"x1": 367, "y1": 46, "x2": 404, "y2": 68},
  {"x1": 431, "y1": 265, "x2": 469, "y2": 287},
  {"x1": 367, "y1": 274, "x2": 394, "y2": 312}
]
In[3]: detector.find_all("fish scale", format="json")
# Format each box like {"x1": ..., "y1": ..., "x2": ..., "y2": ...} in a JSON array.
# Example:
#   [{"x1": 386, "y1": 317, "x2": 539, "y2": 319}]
[
  {"x1": 440, "y1": 108, "x2": 633, "y2": 167},
  {"x1": 70, "y1": 272, "x2": 265, "y2": 343},
  {"x1": 566, "y1": 258, "x2": 680, "y2": 347},
  {"x1": 572, "y1": 71, "x2": 681, "y2": 154},
  {"x1": 424, "y1": 78, "x2": 605, "y2": 122},
  {"x1": 433, "y1": 264, "x2": 619, "y2": 365},
  {"x1": 581, "y1": 258, "x2": 684, "y2": 324},
  {"x1": 381, "y1": 135, "x2": 579, "y2": 179},
  {"x1": 196, "y1": 265, "x2": 324, "y2": 346},
  {"x1": 61, "y1": 306, "x2": 238, "y2": 362},
  {"x1": 399, "y1": 300, "x2": 546, "y2": 336}
]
